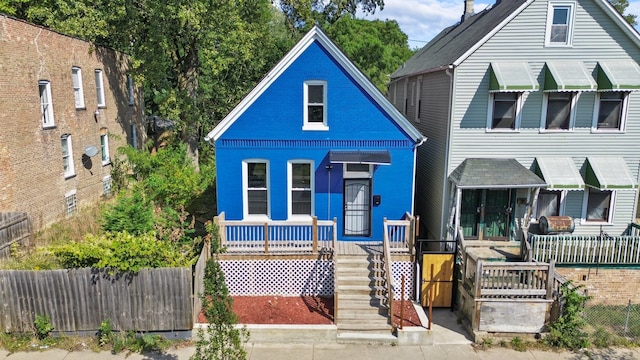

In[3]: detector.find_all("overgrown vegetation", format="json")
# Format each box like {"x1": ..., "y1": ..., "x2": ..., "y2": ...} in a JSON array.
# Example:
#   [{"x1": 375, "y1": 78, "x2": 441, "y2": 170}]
[{"x1": 544, "y1": 281, "x2": 592, "y2": 350}]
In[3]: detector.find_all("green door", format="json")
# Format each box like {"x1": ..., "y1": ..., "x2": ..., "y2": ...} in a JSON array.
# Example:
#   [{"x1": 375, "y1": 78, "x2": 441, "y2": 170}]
[
  {"x1": 484, "y1": 189, "x2": 510, "y2": 239},
  {"x1": 460, "y1": 190, "x2": 479, "y2": 238}
]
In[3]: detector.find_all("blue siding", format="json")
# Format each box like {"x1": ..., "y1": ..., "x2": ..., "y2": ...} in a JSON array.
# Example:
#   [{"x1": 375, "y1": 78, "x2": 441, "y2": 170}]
[{"x1": 215, "y1": 41, "x2": 418, "y2": 241}]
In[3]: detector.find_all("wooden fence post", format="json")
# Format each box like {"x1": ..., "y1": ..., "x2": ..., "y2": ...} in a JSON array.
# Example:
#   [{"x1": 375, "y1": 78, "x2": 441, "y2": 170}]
[
  {"x1": 264, "y1": 223, "x2": 269, "y2": 253},
  {"x1": 312, "y1": 216, "x2": 318, "y2": 253}
]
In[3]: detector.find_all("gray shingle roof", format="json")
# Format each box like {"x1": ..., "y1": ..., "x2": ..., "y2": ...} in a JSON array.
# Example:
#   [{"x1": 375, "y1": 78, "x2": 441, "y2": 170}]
[
  {"x1": 449, "y1": 158, "x2": 546, "y2": 189},
  {"x1": 391, "y1": 0, "x2": 527, "y2": 79}
]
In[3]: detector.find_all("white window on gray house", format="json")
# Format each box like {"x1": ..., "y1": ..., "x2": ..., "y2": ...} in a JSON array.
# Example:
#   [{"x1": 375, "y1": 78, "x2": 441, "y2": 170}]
[
  {"x1": 95, "y1": 69, "x2": 106, "y2": 107},
  {"x1": 489, "y1": 92, "x2": 521, "y2": 130},
  {"x1": 584, "y1": 188, "x2": 614, "y2": 223},
  {"x1": 100, "y1": 130, "x2": 110, "y2": 165},
  {"x1": 594, "y1": 92, "x2": 629, "y2": 131},
  {"x1": 289, "y1": 161, "x2": 313, "y2": 217},
  {"x1": 103, "y1": 176, "x2": 112, "y2": 197},
  {"x1": 543, "y1": 92, "x2": 576, "y2": 130},
  {"x1": 244, "y1": 161, "x2": 269, "y2": 217},
  {"x1": 303, "y1": 81, "x2": 328, "y2": 130},
  {"x1": 127, "y1": 74, "x2": 135, "y2": 106},
  {"x1": 39, "y1": 80, "x2": 55, "y2": 128},
  {"x1": 546, "y1": 3, "x2": 574, "y2": 46},
  {"x1": 72, "y1": 67, "x2": 85, "y2": 109},
  {"x1": 61, "y1": 134, "x2": 75, "y2": 178},
  {"x1": 65, "y1": 190, "x2": 77, "y2": 216},
  {"x1": 536, "y1": 190, "x2": 562, "y2": 218}
]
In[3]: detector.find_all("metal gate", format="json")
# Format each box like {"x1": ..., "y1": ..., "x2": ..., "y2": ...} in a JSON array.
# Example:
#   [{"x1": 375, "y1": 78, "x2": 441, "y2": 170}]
[{"x1": 421, "y1": 253, "x2": 454, "y2": 308}]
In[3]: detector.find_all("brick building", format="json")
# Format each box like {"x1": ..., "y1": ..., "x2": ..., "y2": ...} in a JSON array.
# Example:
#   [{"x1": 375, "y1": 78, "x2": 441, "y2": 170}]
[{"x1": 0, "y1": 15, "x2": 145, "y2": 230}]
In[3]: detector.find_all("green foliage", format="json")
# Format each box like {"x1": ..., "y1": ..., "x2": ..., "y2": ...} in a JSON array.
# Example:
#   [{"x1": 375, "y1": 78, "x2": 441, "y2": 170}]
[
  {"x1": 97, "y1": 326, "x2": 170, "y2": 354},
  {"x1": 278, "y1": 0, "x2": 384, "y2": 28},
  {"x1": 610, "y1": 0, "x2": 637, "y2": 25},
  {"x1": 544, "y1": 281, "x2": 591, "y2": 350},
  {"x1": 191, "y1": 258, "x2": 248, "y2": 360},
  {"x1": 101, "y1": 189, "x2": 155, "y2": 234},
  {"x1": 97, "y1": 319, "x2": 113, "y2": 347},
  {"x1": 34, "y1": 314, "x2": 54, "y2": 340},
  {"x1": 51, "y1": 231, "x2": 191, "y2": 273},
  {"x1": 325, "y1": 17, "x2": 414, "y2": 92},
  {"x1": 510, "y1": 337, "x2": 527, "y2": 352}
]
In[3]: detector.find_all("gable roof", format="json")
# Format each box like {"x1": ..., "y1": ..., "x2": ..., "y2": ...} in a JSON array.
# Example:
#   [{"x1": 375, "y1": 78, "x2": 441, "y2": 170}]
[
  {"x1": 391, "y1": 0, "x2": 640, "y2": 80},
  {"x1": 205, "y1": 26, "x2": 425, "y2": 144}
]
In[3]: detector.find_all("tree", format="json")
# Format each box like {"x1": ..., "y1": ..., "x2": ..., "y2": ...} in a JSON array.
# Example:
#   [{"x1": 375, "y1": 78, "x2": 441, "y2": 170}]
[
  {"x1": 325, "y1": 17, "x2": 414, "y2": 92},
  {"x1": 278, "y1": 0, "x2": 384, "y2": 29},
  {"x1": 610, "y1": 0, "x2": 637, "y2": 25}
]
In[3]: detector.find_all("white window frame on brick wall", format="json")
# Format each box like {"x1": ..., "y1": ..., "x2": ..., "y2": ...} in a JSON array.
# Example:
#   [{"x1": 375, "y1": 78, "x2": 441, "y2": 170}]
[
  {"x1": 303, "y1": 80, "x2": 328, "y2": 131},
  {"x1": 65, "y1": 190, "x2": 77, "y2": 216},
  {"x1": 39, "y1": 80, "x2": 55, "y2": 128},
  {"x1": 288, "y1": 160, "x2": 314, "y2": 219},
  {"x1": 72, "y1": 67, "x2": 85, "y2": 109},
  {"x1": 127, "y1": 74, "x2": 135, "y2": 106},
  {"x1": 100, "y1": 130, "x2": 110, "y2": 165},
  {"x1": 95, "y1": 69, "x2": 106, "y2": 107},
  {"x1": 130, "y1": 123, "x2": 138, "y2": 148},
  {"x1": 242, "y1": 160, "x2": 270, "y2": 220},
  {"x1": 61, "y1": 134, "x2": 75, "y2": 178}
]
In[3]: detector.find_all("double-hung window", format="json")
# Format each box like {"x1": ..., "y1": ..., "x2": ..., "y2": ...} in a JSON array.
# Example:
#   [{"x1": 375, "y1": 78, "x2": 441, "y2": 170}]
[
  {"x1": 100, "y1": 130, "x2": 110, "y2": 165},
  {"x1": 72, "y1": 67, "x2": 85, "y2": 109},
  {"x1": 289, "y1": 161, "x2": 313, "y2": 217},
  {"x1": 584, "y1": 188, "x2": 614, "y2": 223},
  {"x1": 489, "y1": 92, "x2": 521, "y2": 130},
  {"x1": 303, "y1": 81, "x2": 328, "y2": 130},
  {"x1": 243, "y1": 161, "x2": 269, "y2": 218},
  {"x1": 536, "y1": 190, "x2": 563, "y2": 218},
  {"x1": 61, "y1": 134, "x2": 75, "y2": 178},
  {"x1": 95, "y1": 69, "x2": 105, "y2": 107},
  {"x1": 543, "y1": 92, "x2": 576, "y2": 130},
  {"x1": 39, "y1": 80, "x2": 55, "y2": 128},
  {"x1": 594, "y1": 92, "x2": 629, "y2": 131},
  {"x1": 546, "y1": 3, "x2": 575, "y2": 46}
]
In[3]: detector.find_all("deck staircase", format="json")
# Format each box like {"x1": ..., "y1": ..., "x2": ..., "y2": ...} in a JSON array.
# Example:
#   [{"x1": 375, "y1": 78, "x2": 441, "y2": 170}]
[{"x1": 335, "y1": 253, "x2": 396, "y2": 344}]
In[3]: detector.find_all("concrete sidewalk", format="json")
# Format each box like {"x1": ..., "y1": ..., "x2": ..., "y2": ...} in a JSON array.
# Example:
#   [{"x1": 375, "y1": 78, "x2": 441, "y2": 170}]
[{"x1": 2, "y1": 343, "x2": 640, "y2": 360}]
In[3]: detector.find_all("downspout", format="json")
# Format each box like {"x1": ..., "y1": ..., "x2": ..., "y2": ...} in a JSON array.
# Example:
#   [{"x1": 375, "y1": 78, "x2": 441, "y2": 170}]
[{"x1": 441, "y1": 65, "x2": 455, "y2": 240}]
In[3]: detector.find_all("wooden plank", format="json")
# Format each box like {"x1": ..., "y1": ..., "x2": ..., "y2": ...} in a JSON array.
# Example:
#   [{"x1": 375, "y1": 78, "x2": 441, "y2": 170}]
[{"x1": 480, "y1": 289, "x2": 548, "y2": 297}]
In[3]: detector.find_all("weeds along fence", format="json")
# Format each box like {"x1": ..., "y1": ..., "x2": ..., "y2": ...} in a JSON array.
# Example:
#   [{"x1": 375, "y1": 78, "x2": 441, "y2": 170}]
[
  {"x1": 0, "y1": 212, "x2": 31, "y2": 258},
  {"x1": 583, "y1": 300, "x2": 640, "y2": 341},
  {"x1": 0, "y1": 267, "x2": 193, "y2": 333}
]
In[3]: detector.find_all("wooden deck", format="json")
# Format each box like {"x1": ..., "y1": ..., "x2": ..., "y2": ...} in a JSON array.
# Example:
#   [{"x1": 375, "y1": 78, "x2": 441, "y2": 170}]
[{"x1": 336, "y1": 241, "x2": 383, "y2": 256}]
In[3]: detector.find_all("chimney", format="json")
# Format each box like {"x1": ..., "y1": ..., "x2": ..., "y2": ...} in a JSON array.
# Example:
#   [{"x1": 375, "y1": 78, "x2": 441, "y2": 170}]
[{"x1": 462, "y1": 0, "x2": 474, "y2": 21}]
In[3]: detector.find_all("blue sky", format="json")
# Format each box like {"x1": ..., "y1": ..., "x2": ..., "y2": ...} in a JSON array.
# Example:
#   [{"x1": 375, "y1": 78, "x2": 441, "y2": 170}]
[{"x1": 360, "y1": 0, "x2": 640, "y2": 49}]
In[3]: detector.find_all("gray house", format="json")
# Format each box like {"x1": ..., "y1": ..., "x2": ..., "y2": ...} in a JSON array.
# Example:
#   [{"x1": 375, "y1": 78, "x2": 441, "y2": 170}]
[{"x1": 389, "y1": 0, "x2": 640, "y2": 242}]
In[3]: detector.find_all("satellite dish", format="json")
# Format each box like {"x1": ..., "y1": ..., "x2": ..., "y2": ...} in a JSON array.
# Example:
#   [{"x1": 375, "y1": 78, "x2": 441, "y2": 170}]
[{"x1": 84, "y1": 145, "x2": 99, "y2": 157}]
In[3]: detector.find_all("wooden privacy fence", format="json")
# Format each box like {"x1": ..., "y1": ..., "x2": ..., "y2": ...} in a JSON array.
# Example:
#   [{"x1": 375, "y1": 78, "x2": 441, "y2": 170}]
[
  {"x1": 0, "y1": 268, "x2": 192, "y2": 333},
  {"x1": 529, "y1": 233, "x2": 640, "y2": 265},
  {"x1": 0, "y1": 212, "x2": 31, "y2": 258},
  {"x1": 216, "y1": 212, "x2": 337, "y2": 253}
]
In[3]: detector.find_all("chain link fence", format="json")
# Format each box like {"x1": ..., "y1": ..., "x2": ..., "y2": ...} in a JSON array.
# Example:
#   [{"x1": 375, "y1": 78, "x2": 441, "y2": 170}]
[{"x1": 583, "y1": 300, "x2": 640, "y2": 342}]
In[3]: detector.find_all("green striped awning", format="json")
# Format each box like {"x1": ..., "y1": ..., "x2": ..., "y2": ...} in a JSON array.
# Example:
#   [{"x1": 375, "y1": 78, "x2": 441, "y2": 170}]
[
  {"x1": 534, "y1": 157, "x2": 584, "y2": 190},
  {"x1": 544, "y1": 61, "x2": 597, "y2": 91},
  {"x1": 585, "y1": 157, "x2": 638, "y2": 190},
  {"x1": 489, "y1": 62, "x2": 539, "y2": 92},
  {"x1": 597, "y1": 61, "x2": 640, "y2": 91}
]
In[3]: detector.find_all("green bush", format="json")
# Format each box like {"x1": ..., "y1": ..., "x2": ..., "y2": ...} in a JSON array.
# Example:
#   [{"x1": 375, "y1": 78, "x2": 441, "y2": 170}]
[
  {"x1": 544, "y1": 281, "x2": 591, "y2": 350},
  {"x1": 34, "y1": 315, "x2": 54, "y2": 340},
  {"x1": 101, "y1": 190, "x2": 155, "y2": 234}
]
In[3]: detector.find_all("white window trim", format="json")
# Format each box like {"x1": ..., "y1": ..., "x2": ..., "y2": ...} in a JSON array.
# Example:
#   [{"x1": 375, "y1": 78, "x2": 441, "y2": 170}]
[
  {"x1": 533, "y1": 189, "x2": 567, "y2": 221},
  {"x1": 242, "y1": 159, "x2": 270, "y2": 220},
  {"x1": 545, "y1": 2, "x2": 576, "y2": 47},
  {"x1": 343, "y1": 164, "x2": 373, "y2": 179},
  {"x1": 302, "y1": 80, "x2": 328, "y2": 131},
  {"x1": 39, "y1": 80, "x2": 55, "y2": 128},
  {"x1": 581, "y1": 188, "x2": 616, "y2": 225},
  {"x1": 95, "y1": 69, "x2": 106, "y2": 107},
  {"x1": 539, "y1": 91, "x2": 579, "y2": 132},
  {"x1": 127, "y1": 75, "x2": 135, "y2": 106},
  {"x1": 65, "y1": 190, "x2": 77, "y2": 216},
  {"x1": 287, "y1": 160, "x2": 315, "y2": 219},
  {"x1": 486, "y1": 92, "x2": 524, "y2": 132},
  {"x1": 101, "y1": 132, "x2": 110, "y2": 165},
  {"x1": 591, "y1": 91, "x2": 629, "y2": 133},
  {"x1": 72, "y1": 67, "x2": 85, "y2": 109},
  {"x1": 61, "y1": 134, "x2": 75, "y2": 178}
]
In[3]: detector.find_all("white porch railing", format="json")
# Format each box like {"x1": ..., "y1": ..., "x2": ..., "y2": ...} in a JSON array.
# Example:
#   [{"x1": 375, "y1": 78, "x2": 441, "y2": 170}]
[
  {"x1": 528, "y1": 233, "x2": 640, "y2": 265},
  {"x1": 384, "y1": 212, "x2": 415, "y2": 255},
  {"x1": 216, "y1": 212, "x2": 337, "y2": 254}
]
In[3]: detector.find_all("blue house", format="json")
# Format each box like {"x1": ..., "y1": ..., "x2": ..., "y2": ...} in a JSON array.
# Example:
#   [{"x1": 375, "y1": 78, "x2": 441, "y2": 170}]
[{"x1": 205, "y1": 26, "x2": 425, "y2": 241}]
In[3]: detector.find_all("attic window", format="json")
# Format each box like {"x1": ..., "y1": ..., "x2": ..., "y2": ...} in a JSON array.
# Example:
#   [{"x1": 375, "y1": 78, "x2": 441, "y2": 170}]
[
  {"x1": 303, "y1": 80, "x2": 328, "y2": 130},
  {"x1": 546, "y1": 3, "x2": 575, "y2": 46}
]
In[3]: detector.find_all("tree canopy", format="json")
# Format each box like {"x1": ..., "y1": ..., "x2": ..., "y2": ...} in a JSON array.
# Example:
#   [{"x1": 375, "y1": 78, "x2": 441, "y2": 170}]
[{"x1": 610, "y1": 0, "x2": 637, "y2": 25}]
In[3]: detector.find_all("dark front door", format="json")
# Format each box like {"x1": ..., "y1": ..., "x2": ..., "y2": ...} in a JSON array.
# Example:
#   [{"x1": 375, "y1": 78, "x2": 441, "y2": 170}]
[
  {"x1": 343, "y1": 179, "x2": 371, "y2": 236},
  {"x1": 459, "y1": 189, "x2": 512, "y2": 240},
  {"x1": 484, "y1": 189, "x2": 510, "y2": 239}
]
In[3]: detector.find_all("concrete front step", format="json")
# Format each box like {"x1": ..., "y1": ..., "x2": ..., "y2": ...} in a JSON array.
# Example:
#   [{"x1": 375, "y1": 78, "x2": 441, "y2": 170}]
[
  {"x1": 336, "y1": 331, "x2": 397, "y2": 345},
  {"x1": 337, "y1": 312, "x2": 388, "y2": 322}
]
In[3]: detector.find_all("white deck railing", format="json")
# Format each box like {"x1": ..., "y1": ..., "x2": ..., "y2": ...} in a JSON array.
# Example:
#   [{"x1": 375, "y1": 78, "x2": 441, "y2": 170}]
[
  {"x1": 528, "y1": 233, "x2": 640, "y2": 265},
  {"x1": 385, "y1": 212, "x2": 415, "y2": 255},
  {"x1": 215, "y1": 212, "x2": 337, "y2": 254}
]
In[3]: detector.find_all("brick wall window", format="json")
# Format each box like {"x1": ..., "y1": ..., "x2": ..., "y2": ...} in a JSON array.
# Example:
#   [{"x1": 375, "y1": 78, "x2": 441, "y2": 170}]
[
  {"x1": 39, "y1": 80, "x2": 55, "y2": 128},
  {"x1": 61, "y1": 134, "x2": 75, "y2": 178},
  {"x1": 72, "y1": 67, "x2": 85, "y2": 109},
  {"x1": 127, "y1": 74, "x2": 134, "y2": 106},
  {"x1": 103, "y1": 176, "x2": 112, "y2": 197},
  {"x1": 65, "y1": 190, "x2": 77, "y2": 216},
  {"x1": 100, "y1": 129, "x2": 110, "y2": 165},
  {"x1": 95, "y1": 69, "x2": 105, "y2": 107}
]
